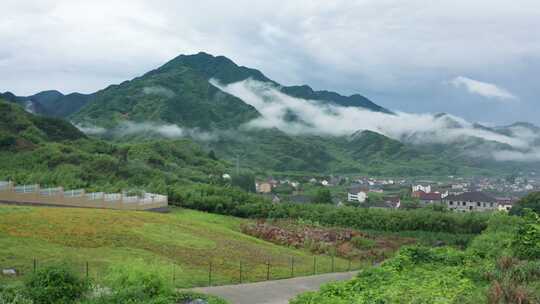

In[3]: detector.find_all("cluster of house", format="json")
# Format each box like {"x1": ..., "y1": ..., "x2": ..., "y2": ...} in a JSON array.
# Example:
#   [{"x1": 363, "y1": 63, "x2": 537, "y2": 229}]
[
  {"x1": 347, "y1": 185, "x2": 401, "y2": 208},
  {"x1": 255, "y1": 178, "x2": 300, "y2": 194},
  {"x1": 347, "y1": 183, "x2": 518, "y2": 212},
  {"x1": 411, "y1": 184, "x2": 517, "y2": 212},
  {"x1": 453, "y1": 176, "x2": 538, "y2": 195}
]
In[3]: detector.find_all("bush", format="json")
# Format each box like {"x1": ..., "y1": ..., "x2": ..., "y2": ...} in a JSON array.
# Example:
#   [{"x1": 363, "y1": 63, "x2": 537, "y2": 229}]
[
  {"x1": 512, "y1": 210, "x2": 540, "y2": 260},
  {"x1": 170, "y1": 184, "x2": 490, "y2": 234},
  {"x1": 510, "y1": 192, "x2": 540, "y2": 216},
  {"x1": 101, "y1": 261, "x2": 173, "y2": 303},
  {"x1": 24, "y1": 264, "x2": 89, "y2": 304},
  {"x1": 0, "y1": 284, "x2": 33, "y2": 304}
]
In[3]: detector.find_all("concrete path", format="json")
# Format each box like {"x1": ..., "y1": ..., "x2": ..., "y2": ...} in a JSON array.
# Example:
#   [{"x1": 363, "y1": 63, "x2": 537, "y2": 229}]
[{"x1": 191, "y1": 271, "x2": 357, "y2": 304}]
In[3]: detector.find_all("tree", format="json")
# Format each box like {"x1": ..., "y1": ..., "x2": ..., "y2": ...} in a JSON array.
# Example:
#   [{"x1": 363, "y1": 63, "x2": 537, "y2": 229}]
[
  {"x1": 512, "y1": 209, "x2": 540, "y2": 259},
  {"x1": 510, "y1": 192, "x2": 540, "y2": 216},
  {"x1": 231, "y1": 173, "x2": 256, "y2": 193},
  {"x1": 312, "y1": 188, "x2": 333, "y2": 204},
  {"x1": 208, "y1": 150, "x2": 218, "y2": 161}
]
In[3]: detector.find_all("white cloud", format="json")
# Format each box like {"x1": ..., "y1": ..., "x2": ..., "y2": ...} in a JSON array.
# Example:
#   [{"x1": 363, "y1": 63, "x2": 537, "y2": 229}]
[
  {"x1": 450, "y1": 76, "x2": 517, "y2": 101},
  {"x1": 75, "y1": 124, "x2": 106, "y2": 135},
  {"x1": 212, "y1": 78, "x2": 537, "y2": 160},
  {"x1": 77, "y1": 121, "x2": 217, "y2": 141},
  {"x1": 492, "y1": 149, "x2": 540, "y2": 162},
  {"x1": 142, "y1": 86, "x2": 175, "y2": 98},
  {"x1": 1, "y1": 0, "x2": 538, "y2": 123}
]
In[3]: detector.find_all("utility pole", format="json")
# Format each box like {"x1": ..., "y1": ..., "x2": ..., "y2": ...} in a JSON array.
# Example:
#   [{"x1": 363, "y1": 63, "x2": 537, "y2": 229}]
[{"x1": 236, "y1": 154, "x2": 240, "y2": 175}]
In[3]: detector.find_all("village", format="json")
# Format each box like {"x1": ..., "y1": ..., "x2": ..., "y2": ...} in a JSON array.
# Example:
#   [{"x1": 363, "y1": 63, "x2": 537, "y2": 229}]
[{"x1": 253, "y1": 173, "x2": 540, "y2": 212}]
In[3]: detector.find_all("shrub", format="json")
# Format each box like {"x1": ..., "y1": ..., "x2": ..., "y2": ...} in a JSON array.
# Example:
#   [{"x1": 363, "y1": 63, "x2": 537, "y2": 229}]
[
  {"x1": 170, "y1": 184, "x2": 490, "y2": 234},
  {"x1": 510, "y1": 192, "x2": 540, "y2": 216},
  {"x1": 102, "y1": 260, "x2": 173, "y2": 303},
  {"x1": 512, "y1": 209, "x2": 540, "y2": 260},
  {"x1": 24, "y1": 264, "x2": 89, "y2": 304},
  {"x1": 0, "y1": 284, "x2": 33, "y2": 304}
]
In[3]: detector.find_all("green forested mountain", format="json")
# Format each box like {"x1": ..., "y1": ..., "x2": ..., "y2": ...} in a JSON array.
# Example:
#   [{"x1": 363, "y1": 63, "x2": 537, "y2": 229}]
[
  {"x1": 163, "y1": 52, "x2": 391, "y2": 112},
  {"x1": 1, "y1": 90, "x2": 93, "y2": 118},
  {"x1": 68, "y1": 52, "x2": 389, "y2": 129},
  {"x1": 202, "y1": 128, "x2": 509, "y2": 176},
  {"x1": 3, "y1": 52, "x2": 540, "y2": 177},
  {"x1": 0, "y1": 100, "x2": 227, "y2": 191},
  {"x1": 70, "y1": 62, "x2": 260, "y2": 129},
  {"x1": 0, "y1": 99, "x2": 86, "y2": 148}
]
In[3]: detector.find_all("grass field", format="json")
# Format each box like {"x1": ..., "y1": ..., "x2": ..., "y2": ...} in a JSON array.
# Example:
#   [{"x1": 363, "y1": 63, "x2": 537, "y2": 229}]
[{"x1": 0, "y1": 204, "x2": 360, "y2": 287}]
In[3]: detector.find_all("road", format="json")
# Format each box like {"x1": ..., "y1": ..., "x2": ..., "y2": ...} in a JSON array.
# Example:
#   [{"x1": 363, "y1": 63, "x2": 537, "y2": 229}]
[{"x1": 191, "y1": 271, "x2": 357, "y2": 304}]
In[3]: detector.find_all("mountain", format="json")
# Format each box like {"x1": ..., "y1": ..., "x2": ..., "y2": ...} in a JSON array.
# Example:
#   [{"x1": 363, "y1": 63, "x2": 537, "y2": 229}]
[
  {"x1": 1, "y1": 90, "x2": 92, "y2": 118},
  {"x1": 70, "y1": 60, "x2": 260, "y2": 129},
  {"x1": 164, "y1": 52, "x2": 391, "y2": 112},
  {"x1": 0, "y1": 98, "x2": 227, "y2": 191},
  {"x1": 4, "y1": 52, "x2": 540, "y2": 176},
  {"x1": 0, "y1": 99, "x2": 86, "y2": 149}
]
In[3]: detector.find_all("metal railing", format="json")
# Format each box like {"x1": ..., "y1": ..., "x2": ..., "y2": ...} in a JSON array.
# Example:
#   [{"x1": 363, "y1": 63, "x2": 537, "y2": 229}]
[{"x1": 0, "y1": 181, "x2": 167, "y2": 211}]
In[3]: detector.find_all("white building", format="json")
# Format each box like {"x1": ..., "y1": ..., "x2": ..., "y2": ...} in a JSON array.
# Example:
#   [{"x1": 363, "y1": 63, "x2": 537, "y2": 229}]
[
  {"x1": 412, "y1": 184, "x2": 431, "y2": 193},
  {"x1": 348, "y1": 191, "x2": 367, "y2": 203},
  {"x1": 347, "y1": 186, "x2": 368, "y2": 203}
]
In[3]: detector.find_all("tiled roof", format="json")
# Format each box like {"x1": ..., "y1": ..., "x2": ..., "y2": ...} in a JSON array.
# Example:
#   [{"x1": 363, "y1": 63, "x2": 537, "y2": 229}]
[
  {"x1": 418, "y1": 192, "x2": 442, "y2": 201},
  {"x1": 445, "y1": 192, "x2": 497, "y2": 203}
]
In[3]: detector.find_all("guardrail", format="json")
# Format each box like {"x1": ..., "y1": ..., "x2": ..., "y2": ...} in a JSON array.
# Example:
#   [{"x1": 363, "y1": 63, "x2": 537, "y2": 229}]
[{"x1": 0, "y1": 181, "x2": 167, "y2": 211}]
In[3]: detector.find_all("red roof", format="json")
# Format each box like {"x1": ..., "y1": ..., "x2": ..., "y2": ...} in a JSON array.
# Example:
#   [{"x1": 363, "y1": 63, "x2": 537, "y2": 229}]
[{"x1": 418, "y1": 192, "x2": 442, "y2": 201}]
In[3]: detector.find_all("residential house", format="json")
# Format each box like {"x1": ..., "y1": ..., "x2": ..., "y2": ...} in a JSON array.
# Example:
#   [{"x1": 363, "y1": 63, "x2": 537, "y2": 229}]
[
  {"x1": 413, "y1": 191, "x2": 442, "y2": 205},
  {"x1": 347, "y1": 186, "x2": 368, "y2": 203},
  {"x1": 383, "y1": 196, "x2": 401, "y2": 208},
  {"x1": 496, "y1": 197, "x2": 517, "y2": 212},
  {"x1": 412, "y1": 184, "x2": 432, "y2": 193},
  {"x1": 256, "y1": 182, "x2": 273, "y2": 194},
  {"x1": 444, "y1": 192, "x2": 499, "y2": 212}
]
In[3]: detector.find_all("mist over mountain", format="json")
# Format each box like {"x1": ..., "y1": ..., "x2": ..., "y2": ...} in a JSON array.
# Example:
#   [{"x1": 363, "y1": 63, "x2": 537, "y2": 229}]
[
  {"x1": 211, "y1": 78, "x2": 540, "y2": 162},
  {"x1": 3, "y1": 52, "x2": 540, "y2": 175}
]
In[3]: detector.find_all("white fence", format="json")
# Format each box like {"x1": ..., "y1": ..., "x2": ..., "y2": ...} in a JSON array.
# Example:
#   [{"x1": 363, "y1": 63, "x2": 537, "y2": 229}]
[{"x1": 0, "y1": 181, "x2": 167, "y2": 211}]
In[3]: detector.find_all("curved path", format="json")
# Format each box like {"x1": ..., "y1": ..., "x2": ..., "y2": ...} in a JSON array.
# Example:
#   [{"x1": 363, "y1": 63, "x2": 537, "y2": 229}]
[{"x1": 191, "y1": 271, "x2": 357, "y2": 304}]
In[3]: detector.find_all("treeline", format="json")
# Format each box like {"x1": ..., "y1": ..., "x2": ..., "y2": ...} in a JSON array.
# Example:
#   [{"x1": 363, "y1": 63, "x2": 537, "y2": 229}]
[{"x1": 168, "y1": 184, "x2": 490, "y2": 234}]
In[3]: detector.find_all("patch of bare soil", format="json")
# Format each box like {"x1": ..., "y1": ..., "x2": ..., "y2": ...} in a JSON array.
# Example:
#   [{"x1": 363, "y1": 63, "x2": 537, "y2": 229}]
[{"x1": 241, "y1": 220, "x2": 416, "y2": 262}]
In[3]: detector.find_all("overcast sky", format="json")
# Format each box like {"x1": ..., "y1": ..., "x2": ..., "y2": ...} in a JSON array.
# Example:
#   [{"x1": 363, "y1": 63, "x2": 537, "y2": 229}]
[{"x1": 2, "y1": 0, "x2": 539, "y2": 125}]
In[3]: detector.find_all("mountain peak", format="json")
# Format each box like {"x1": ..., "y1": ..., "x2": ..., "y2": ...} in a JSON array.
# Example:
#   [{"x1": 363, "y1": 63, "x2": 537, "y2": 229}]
[{"x1": 161, "y1": 52, "x2": 391, "y2": 113}]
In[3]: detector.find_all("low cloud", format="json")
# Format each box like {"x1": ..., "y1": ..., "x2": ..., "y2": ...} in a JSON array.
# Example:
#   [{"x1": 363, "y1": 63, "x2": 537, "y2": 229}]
[
  {"x1": 142, "y1": 86, "x2": 175, "y2": 98},
  {"x1": 450, "y1": 76, "x2": 517, "y2": 101},
  {"x1": 75, "y1": 124, "x2": 106, "y2": 135},
  {"x1": 492, "y1": 149, "x2": 540, "y2": 162},
  {"x1": 211, "y1": 78, "x2": 539, "y2": 161},
  {"x1": 77, "y1": 121, "x2": 217, "y2": 141}
]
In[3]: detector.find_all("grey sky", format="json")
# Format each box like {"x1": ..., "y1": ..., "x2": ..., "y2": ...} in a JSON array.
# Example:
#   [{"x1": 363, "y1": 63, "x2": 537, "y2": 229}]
[{"x1": 1, "y1": 0, "x2": 539, "y2": 125}]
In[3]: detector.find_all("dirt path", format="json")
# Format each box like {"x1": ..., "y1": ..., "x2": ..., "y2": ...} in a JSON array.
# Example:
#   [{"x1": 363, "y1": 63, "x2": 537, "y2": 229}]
[{"x1": 191, "y1": 271, "x2": 357, "y2": 304}]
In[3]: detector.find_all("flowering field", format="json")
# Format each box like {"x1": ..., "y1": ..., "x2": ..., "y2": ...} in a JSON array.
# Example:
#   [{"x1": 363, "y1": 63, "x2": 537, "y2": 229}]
[{"x1": 0, "y1": 204, "x2": 358, "y2": 287}]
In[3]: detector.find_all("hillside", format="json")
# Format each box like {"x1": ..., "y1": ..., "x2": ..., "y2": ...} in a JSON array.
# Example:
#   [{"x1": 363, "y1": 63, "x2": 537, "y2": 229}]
[
  {"x1": 70, "y1": 63, "x2": 260, "y2": 129},
  {"x1": 69, "y1": 53, "x2": 389, "y2": 130},
  {"x1": 1, "y1": 90, "x2": 92, "y2": 118},
  {"x1": 158, "y1": 52, "x2": 391, "y2": 113},
  {"x1": 0, "y1": 205, "x2": 355, "y2": 287},
  {"x1": 0, "y1": 100, "x2": 227, "y2": 191},
  {"x1": 0, "y1": 99, "x2": 86, "y2": 149},
  {"x1": 3, "y1": 52, "x2": 540, "y2": 177},
  {"x1": 202, "y1": 128, "x2": 506, "y2": 176}
]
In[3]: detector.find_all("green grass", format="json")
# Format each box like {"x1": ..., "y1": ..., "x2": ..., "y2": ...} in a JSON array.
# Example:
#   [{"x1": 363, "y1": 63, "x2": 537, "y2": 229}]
[{"x1": 0, "y1": 204, "x2": 360, "y2": 287}]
